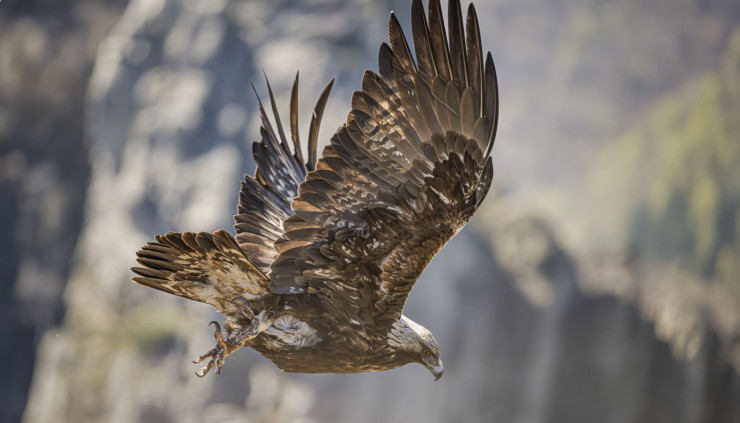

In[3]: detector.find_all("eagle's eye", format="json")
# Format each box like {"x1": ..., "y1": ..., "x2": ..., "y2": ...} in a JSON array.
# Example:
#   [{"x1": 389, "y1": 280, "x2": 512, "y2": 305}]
[{"x1": 424, "y1": 349, "x2": 431, "y2": 356}]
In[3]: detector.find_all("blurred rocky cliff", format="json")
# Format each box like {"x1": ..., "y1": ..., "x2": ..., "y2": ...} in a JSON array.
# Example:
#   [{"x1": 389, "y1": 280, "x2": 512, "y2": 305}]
[
  {"x1": 1, "y1": 0, "x2": 738, "y2": 422},
  {"x1": 0, "y1": 1, "x2": 125, "y2": 421}
]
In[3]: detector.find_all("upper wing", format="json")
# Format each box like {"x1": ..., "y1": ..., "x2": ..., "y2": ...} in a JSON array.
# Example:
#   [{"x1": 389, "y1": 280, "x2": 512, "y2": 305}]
[
  {"x1": 269, "y1": 0, "x2": 499, "y2": 325},
  {"x1": 233, "y1": 74, "x2": 334, "y2": 274}
]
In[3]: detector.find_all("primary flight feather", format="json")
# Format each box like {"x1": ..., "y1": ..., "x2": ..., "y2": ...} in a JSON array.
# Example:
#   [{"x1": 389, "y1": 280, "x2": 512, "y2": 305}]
[{"x1": 132, "y1": 0, "x2": 499, "y2": 380}]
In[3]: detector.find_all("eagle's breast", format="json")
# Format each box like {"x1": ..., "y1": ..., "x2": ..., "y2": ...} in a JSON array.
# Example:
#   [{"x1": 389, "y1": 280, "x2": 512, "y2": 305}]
[{"x1": 260, "y1": 314, "x2": 321, "y2": 350}]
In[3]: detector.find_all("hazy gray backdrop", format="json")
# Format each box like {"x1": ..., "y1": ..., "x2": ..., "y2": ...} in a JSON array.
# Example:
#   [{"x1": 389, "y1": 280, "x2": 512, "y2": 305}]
[{"x1": 1, "y1": 0, "x2": 739, "y2": 422}]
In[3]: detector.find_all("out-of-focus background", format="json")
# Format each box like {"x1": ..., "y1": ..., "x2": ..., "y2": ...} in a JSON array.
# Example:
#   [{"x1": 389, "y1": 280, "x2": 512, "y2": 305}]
[{"x1": 1, "y1": 0, "x2": 739, "y2": 421}]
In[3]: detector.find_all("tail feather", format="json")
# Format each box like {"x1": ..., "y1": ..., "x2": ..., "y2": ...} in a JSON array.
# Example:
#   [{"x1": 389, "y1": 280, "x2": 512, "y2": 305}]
[{"x1": 132, "y1": 230, "x2": 270, "y2": 313}]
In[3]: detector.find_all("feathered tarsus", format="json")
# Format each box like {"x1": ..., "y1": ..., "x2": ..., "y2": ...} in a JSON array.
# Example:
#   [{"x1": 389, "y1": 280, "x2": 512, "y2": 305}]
[{"x1": 132, "y1": 0, "x2": 499, "y2": 380}]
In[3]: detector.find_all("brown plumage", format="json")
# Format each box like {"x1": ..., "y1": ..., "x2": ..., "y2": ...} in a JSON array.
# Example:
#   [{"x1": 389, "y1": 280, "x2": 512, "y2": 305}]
[{"x1": 132, "y1": 0, "x2": 499, "y2": 380}]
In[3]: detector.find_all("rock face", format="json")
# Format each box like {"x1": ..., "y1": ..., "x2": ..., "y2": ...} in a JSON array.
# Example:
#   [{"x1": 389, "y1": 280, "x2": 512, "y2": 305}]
[
  {"x1": 0, "y1": 2, "x2": 124, "y2": 421},
  {"x1": 5, "y1": 0, "x2": 739, "y2": 422}
]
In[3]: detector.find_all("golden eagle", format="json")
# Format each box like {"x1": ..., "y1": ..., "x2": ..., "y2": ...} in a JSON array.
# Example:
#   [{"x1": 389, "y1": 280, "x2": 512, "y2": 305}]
[{"x1": 132, "y1": 0, "x2": 498, "y2": 380}]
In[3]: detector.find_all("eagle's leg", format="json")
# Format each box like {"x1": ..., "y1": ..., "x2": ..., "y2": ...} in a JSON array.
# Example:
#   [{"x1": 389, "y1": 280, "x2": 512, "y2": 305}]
[
  {"x1": 227, "y1": 297, "x2": 274, "y2": 346},
  {"x1": 193, "y1": 321, "x2": 239, "y2": 377}
]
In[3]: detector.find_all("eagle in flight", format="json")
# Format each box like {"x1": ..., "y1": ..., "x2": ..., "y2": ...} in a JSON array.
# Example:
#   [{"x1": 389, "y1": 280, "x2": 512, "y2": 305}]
[{"x1": 132, "y1": 0, "x2": 498, "y2": 380}]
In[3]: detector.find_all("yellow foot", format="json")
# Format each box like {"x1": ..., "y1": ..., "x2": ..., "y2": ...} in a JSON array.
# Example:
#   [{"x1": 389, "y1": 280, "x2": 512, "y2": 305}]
[
  {"x1": 227, "y1": 297, "x2": 274, "y2": 345},
  {"x1": 192, "y1": 321, "x2": 238, "y2": 377}
]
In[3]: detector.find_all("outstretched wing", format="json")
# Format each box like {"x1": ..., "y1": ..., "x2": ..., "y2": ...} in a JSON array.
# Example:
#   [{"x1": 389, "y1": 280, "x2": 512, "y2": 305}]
[
  {"x1": 233, "y1": 74, "x2": 334, "y2": 275},
  {"x1": 269, "y1": 0, "x2": 499, "y2": 326},
  {"x1": 132, "y1": 78, "x2": 335, "y2": 313},
  {"x1": 132, "y1": 230, "x2": 269, "y2": 314}
]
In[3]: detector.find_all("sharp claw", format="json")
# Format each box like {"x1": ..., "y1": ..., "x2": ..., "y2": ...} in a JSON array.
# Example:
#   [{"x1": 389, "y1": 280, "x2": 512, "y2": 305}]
[
  {"x1": 229, "y1": 320, "x2": 260, "y2": 345},
  {"x1": 232, "y1": 298, "x2": 253, "y2": 319},
  {"x1": 193, "y1": 321, "x2": 230, "y2": 377},
  {"x1": 231, "y1": 296, "x2": 255, "y2": 320},
  {"x1": 195, "y1": 363, "x2": 211, "y2": 378},
  {"x1": 231, "y1": 296, "x2": 250, "y2": 307},
  {"x1": 193, "y1": 347, "x2": 216, "y2": 364},
  {"x1": 193, "y1": 304, "x2": 267, "y2": 377}
]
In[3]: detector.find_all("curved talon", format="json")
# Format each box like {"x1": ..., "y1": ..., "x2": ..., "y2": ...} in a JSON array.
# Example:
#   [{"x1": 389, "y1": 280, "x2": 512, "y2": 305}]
[
  {"x1": 191, "y1": 302, "x2": 269, "y2": 377},
  {"x1": 226, "y1": 320, "x2": 257, "y2": 346},
  {"x1": 231, "y1": 296, "x2": 255, "y2": 320},
  {"x1": 192, "y1": 321, "x2": 229, "y2": 377},
  {"x1": 231, "y1": 296, "x2": 250, "y2": 307},
  {"x1": 195, "y1": 362, "x2": 214, "y2": 378}
]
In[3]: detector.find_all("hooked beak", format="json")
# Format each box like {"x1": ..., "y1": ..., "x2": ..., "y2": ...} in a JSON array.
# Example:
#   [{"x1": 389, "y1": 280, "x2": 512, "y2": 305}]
[{"x1": 429, "y1": 362, "x2": 444, "y2": 381}]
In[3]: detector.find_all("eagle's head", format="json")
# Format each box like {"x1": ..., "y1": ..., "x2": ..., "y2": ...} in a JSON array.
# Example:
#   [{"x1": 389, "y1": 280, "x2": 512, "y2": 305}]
[{"x1": 388, "y1": 315, "x2": 444, "y2": 380}]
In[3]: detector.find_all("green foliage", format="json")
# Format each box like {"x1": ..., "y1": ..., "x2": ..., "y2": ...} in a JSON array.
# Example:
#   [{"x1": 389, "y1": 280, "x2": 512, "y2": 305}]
[{"x1": 590, "y1": 25, "x2": 740, "y2": 289}]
